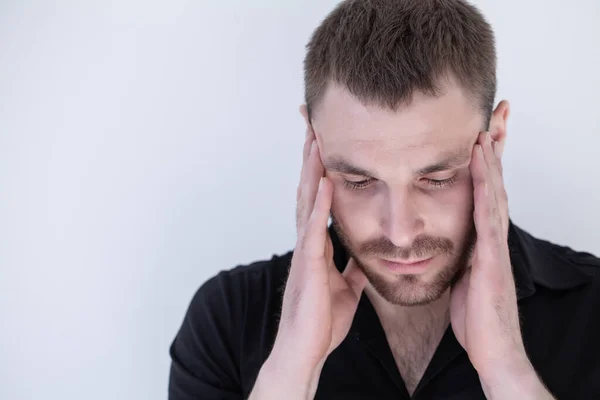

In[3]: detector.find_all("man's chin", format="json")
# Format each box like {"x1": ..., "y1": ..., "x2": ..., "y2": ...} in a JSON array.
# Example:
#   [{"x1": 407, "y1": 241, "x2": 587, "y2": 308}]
[{"x1": 358, "y1": 257, "x2": 462, "y2": 306}]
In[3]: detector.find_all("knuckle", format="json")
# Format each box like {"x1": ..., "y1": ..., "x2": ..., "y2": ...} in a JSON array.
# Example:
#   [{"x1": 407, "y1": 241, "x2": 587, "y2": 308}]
[
  {"x1": 491, "y1": 204, "x2": 499, "y2": 216},
  {"x1": 474, "y1": 177, "x2": 486, "y2": 193},
  {"x1": 486, "y1": 203, "x2": 501, "y2": 224},
  {"x1": 489, "y1": 222, "x2": 503, "y2": 245}
]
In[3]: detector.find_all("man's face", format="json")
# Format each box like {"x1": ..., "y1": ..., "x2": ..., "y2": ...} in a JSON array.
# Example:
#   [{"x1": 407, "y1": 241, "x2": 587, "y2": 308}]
[{"x1": 310, "y1": 80, "x2": 483, "y2": 306}]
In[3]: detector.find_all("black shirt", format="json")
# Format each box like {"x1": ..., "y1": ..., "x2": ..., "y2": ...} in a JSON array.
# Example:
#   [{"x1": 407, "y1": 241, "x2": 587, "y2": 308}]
[{"x1": 168, "y1": 222, "x2": 600, "y2": 399}]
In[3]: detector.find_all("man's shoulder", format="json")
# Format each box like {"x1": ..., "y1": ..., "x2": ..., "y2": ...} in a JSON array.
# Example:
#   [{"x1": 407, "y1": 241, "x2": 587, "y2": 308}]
[
  {"x1": 515, "y1": 229, "x2": 600, "y2": 398},
  {"x1": 527, "y1": 229, "x2": 600, "y2": 278},
  {"x1": 227, "y1": 250, "x2": 294, "y2": 278},
  {"x1": 201, "y1": 249, "x2": 294, "y2": 296},
  {"x1": 186, "y1": 249, "x2": 294, "y2": 323},
  {"x1": 170, "y1": 251, "x2": 295, "y2": 397},
  {"x1": 543, "y1": 240, "x2": 600, "y2": 276},
  {"x1": 513, "y1": 223, "x2": 600, "y2": 291}
]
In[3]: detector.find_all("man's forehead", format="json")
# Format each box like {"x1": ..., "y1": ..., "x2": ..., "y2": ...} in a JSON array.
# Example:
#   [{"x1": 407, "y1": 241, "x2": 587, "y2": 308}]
[
  {"x1": 313, "y1": 110, "x2": 479, "y2": 159},
  {"x1": 317, "y1": 123, "x2": 475, "y2": 155},
  {"x1": 311, "y1": 81, "x2": 482, "y2": 177},
  {"x1": 312, "y1": 79, "x2": 483, "y2": 151},
  {"x1": 320, "y1": 131, "x2": 466, "y2": 150}
]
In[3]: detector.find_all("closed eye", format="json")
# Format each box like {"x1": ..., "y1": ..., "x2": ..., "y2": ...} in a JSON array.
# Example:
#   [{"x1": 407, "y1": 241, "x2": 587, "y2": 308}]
[
  {"x1": 423, "y1": 176, "x2": 457, "y2": 188},
  {"x1": 342, "y1": 174, "x2": 458, "y2": 191},
  {"x1": 343, "y1": 178, "x2": 374, "y2": 190}
]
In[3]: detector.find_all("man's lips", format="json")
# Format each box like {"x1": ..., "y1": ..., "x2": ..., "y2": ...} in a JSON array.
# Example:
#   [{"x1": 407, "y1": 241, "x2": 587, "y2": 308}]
[
  {"x1": 381, "y1": 257, "x2": 433, "y2": 266},
  {"x1": 380, "y1": 256, "x2": 434, "y2": 273}
]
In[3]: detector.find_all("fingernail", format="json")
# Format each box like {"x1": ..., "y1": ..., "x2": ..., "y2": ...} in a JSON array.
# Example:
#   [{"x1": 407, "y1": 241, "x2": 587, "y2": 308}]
[{"x1": 318, "y1": 177, "x2": 324, "y2": 190}]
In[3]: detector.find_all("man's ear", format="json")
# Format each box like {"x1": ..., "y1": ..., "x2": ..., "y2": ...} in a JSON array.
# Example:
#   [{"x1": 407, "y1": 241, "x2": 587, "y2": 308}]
[
  {"x1": 299, "y1": 104, "x2": 310, "y2": 125},
  {"x1": 299, "y1": 104, "x2": 315, "y2": 138},
  {"x1": 488, "y1": 100, "x2": 510, "y2": 157}
]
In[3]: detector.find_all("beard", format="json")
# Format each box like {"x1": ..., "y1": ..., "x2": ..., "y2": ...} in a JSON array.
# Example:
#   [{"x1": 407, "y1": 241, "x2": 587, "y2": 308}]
[{"x1": 331, "y1": 213, "x2": 476, "y2": 306}]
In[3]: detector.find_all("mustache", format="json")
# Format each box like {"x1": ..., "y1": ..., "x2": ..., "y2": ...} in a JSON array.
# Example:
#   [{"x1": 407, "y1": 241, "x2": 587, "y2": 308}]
[{"x1": 359, "y1": 235, "x2": 454, "y2": 260}]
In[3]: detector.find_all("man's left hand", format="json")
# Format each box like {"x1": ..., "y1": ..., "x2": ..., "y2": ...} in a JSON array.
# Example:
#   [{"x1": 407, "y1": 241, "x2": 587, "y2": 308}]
[{"x1": 449, "y1": 131, "x2": 555, "y2": 399}]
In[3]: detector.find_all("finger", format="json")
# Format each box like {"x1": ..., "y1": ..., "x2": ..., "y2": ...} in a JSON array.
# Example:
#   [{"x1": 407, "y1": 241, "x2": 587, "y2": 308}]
[
  {"x1": 480, "y1": 132, "x2": 508, "y2": 236},
  {"x1": 492, "y1": 141, "x2": 508, "y2": 235},
  {"x1": 492, "y1": 141, "x2": 504, "y2": 177},
  {"x1": 342, "y1": 258, "x2": 368, "y2": 298},
  {"x1": 302, "y1": 177, "x2": 333, "y2": 261},
  {"x1": 479, "y1": 132, "x2": 499, "y2": 202},
  {"x1": 303, "y1": 125, "x2": 315, "y2": 163},
  {"x1": 296, "y1": 140, "x2": 317, "y2": 232},
  {"x1": 299, "y1": 140, "x2": 325, "y2": 230},
  {"x1": 297, "y1": 132, "x2": 315, "y2": 201},
  {"x1": 470, "y1": 143, "x2": 503, "y2": 264}
]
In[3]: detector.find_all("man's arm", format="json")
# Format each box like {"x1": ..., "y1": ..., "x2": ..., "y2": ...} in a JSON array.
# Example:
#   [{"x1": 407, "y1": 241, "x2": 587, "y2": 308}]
[
  {"x1": 478, "y1": 354, "x2": 555, "y2": 400},
  {"x1": 248, "y1": 116, "x2": 367, "y2": 399},
  {"x1": 449, "y1": 131, "x2": 555, "y2": 400}
]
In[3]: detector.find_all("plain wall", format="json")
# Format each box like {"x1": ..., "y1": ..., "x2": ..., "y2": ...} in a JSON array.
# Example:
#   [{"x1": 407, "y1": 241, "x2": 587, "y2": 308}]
[{"x1": 1, "y1": 1, "x2": 598, "y2": 399}]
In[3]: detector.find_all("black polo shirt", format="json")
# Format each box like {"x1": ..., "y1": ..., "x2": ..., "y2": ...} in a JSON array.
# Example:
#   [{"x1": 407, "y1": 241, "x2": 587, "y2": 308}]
[{"x1": 168, "y1": 221, "x2": 600, "y2": 399}]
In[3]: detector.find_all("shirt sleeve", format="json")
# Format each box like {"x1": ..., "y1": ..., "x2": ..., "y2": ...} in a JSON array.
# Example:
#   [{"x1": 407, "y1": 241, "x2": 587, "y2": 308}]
[{"x1": 168, "y1": 271, "x2": 243, "y2": 400}]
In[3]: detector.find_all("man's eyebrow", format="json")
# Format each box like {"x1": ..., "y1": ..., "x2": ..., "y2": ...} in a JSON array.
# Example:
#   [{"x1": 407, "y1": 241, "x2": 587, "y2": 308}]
[
  {"x1": 323, "y1": 157, "x2": 377, "y2": 178},
  {"x1": 324, "y1": 150, "x2": 471, "y2": 178},
  {"x1": 416, "y1": 151, "x2": 471, "y2": 175}
]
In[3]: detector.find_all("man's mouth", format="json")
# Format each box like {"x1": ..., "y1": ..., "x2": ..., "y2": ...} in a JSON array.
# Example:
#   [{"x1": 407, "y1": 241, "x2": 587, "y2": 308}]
[{"x1": 379, "y1": 256, "x2": 434, "y2": 273}]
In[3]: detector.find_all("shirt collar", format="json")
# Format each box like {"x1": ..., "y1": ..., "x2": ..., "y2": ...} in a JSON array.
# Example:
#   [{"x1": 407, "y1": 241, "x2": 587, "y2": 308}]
[{"x1": 329, "y1": 219, "x2": 592, "y2": 302}]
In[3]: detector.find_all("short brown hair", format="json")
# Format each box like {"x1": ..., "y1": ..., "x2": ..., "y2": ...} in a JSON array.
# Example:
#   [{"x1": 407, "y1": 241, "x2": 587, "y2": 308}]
[{"x1": 303, "y1": 0, "x2": 497, "y2": 128}]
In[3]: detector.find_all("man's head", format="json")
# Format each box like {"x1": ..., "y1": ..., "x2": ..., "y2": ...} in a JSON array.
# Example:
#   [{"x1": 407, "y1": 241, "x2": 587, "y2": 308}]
[{"x1": 300, "y1": 0, "x2": 510, "y2": 306}]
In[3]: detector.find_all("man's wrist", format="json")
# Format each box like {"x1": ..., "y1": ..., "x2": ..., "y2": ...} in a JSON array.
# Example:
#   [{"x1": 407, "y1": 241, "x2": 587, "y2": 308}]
[
  {"x1": 478, "y1": 353, "x2": 555, "y2": 400},
  {"x1": 249, "y1": 352, "x2": 325, "y2": 400}
]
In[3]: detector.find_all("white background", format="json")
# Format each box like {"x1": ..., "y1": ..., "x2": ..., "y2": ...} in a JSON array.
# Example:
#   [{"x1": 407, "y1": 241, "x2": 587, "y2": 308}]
[{"x1": 1, "y1": 1, "x2": 598, "y2": 399}]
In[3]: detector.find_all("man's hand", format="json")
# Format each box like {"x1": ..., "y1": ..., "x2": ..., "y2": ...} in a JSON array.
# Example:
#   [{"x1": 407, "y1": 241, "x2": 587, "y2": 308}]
[
  {"x1": 450, "y1": 132, "x2": 555, "y2": 399},
  {"x1": 249, "y1": 127, "x2": 367, "y2": 400}
]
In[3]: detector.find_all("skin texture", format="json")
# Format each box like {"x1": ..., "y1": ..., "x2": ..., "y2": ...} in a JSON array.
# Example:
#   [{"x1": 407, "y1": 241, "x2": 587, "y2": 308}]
[
  {"x1": 250, "y1": 77, "x2": 555, "y2": 399},
  {"x1": 309, "y1": 79, "x2": 481, "y2": 307}
]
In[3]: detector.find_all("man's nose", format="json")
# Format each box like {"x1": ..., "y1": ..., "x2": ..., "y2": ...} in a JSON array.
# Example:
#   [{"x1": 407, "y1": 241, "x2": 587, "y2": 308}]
[{"x1": 381, "y1": 189, "x2": 425, "y2": 249}]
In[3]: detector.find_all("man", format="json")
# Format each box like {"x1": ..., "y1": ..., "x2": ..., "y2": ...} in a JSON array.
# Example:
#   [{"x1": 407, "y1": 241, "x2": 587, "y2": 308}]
[{"x1": 169, "y1": 0, "x2": 600, "y2": 398}]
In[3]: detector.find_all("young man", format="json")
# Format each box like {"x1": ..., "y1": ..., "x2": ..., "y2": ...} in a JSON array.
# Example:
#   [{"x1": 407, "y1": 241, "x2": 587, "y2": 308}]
[{"x1": 169, "y1": 1, "x2": 600, "y2": 398}]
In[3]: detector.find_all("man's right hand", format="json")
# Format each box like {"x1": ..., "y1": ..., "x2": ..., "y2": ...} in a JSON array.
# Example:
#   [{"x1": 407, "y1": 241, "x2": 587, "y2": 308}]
[{"x1": 249, "y1": 126, "x2": 368, "y2": 400}]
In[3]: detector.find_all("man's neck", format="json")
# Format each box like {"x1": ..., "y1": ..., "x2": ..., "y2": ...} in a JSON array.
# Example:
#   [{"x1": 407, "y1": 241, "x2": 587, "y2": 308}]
[{"x1": 364, "y1": 285, "x2": 451, "y2": 395}]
